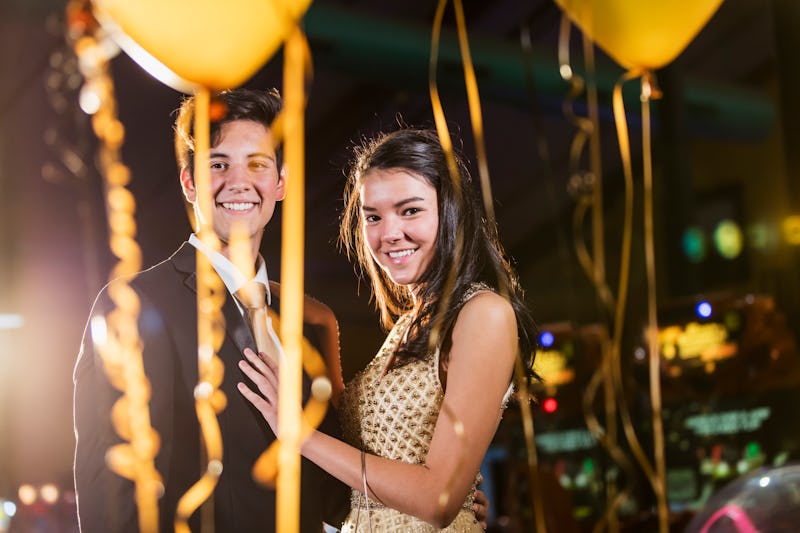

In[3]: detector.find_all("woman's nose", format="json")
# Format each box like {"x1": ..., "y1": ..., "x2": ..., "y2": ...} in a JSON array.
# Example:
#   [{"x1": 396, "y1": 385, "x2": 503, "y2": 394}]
[{"x1": 381, "y1": 219, "x2": 403, "y2": 242}]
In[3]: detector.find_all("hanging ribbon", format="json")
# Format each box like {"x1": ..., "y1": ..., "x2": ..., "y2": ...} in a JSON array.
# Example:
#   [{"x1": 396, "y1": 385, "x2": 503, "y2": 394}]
[
  {"x1": 430, "y1": 0, "x2": 544, "y2": 529},
  {"x1": 610, "y1": 70, "x2": 668, "y2": 533}
]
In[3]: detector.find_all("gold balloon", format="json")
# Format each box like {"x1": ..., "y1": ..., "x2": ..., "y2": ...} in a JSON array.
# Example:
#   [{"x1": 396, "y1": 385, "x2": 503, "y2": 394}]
[
  {"x1": 93, "y1": 0, "x2": 312, "y2": 92},
  {"x1": 555, "y1": 0, "x2": 724, "y2": 71}
]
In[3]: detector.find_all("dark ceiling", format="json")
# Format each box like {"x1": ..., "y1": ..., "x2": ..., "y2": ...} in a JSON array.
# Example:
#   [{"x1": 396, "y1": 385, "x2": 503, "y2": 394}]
[{"x1": 1, "y1": 0, "x2": 799, "y2": 492}]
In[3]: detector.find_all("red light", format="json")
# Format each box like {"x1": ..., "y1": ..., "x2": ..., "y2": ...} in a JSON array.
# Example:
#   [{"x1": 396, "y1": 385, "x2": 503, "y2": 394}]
[{"x1": 543, "y1": 397, "x2": 558, "y2": 413}]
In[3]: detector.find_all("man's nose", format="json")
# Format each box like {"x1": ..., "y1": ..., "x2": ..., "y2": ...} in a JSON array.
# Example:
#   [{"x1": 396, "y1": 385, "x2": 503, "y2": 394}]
[{"x1": 225, "y1": 164, "x2": 252, "y2": 189}]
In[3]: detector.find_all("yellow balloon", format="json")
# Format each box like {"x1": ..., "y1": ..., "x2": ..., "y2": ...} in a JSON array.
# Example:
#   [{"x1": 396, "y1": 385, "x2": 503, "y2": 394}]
[
  {"x1": 555, "y1": 0, "x2": 724, "y2": 71},
  {"x1": 94, "y1": 0, "x2": 311, "y2": 92}
]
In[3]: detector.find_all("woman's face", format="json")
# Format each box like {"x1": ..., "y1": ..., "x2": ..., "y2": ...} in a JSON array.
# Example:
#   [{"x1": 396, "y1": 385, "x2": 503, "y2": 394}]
[{"x1": 360, "y1": 167, "x2": 439, "y2": 287}]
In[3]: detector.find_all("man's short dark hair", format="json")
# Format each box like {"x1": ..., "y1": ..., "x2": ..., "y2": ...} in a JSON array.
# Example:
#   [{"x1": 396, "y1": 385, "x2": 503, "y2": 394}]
[{"x1": 173, "y1": 88, "x2": 283, "y2": 173}]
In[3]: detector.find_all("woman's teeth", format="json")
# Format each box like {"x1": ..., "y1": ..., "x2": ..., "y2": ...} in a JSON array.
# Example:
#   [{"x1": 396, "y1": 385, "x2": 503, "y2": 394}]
[{"x1": 388, "y1": 249, "x2": 415, "y2": 259}]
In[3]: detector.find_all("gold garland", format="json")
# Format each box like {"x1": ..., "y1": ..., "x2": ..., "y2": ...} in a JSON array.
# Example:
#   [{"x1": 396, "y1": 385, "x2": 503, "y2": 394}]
[{"x1": 69, "y1": 3, "x2": 162, "y2": 530}]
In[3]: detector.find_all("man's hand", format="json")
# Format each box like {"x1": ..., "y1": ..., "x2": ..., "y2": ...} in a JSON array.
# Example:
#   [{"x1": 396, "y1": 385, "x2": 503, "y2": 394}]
[{"x1": 473, "y1": 486, "x2": 490, "y2": 529}]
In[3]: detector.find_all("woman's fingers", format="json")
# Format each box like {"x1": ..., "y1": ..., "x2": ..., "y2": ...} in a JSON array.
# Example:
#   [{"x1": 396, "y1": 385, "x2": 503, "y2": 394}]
[
  {"x1": 239, "y1": 351, "x2": 278, "y2": 400},
  {"x1": 237, "y1": 381, "x2": 269, "y2": 411}
]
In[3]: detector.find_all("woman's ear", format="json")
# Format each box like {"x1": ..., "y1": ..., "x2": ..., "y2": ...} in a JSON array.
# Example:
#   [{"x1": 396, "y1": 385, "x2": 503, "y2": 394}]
[{"x1": 179, "y1": 168, "x2": 197, "y2": 203}]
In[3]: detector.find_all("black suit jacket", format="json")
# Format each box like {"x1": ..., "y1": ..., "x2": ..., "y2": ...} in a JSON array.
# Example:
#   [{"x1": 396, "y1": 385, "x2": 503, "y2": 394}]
[{"x1": 74, "y1": 242, "x2": 348, "y2": 532}]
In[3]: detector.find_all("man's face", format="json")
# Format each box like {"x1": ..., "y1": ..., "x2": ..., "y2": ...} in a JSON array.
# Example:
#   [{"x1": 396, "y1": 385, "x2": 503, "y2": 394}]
[{"x1": 181, "y1": 119, "x2": 284, "y2": 256}]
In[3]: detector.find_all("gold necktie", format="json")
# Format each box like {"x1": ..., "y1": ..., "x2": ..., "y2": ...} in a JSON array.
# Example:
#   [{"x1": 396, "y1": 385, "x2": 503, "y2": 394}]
[{"x1": 236, "y1": 280, "x2": 280, "y2": 362}]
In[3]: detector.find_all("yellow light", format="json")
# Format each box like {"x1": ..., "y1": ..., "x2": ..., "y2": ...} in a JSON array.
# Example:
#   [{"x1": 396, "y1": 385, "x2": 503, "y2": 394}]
[
  {"x1": 39, "y1": 484, "x2": 59, "y2": 504},
  {"x1": 782, "y1": 215, "x2": 800, "y2": 245},
  {"x1": 17, "y1": 485, "x2": 36, "y2": 506},
  {"x1": 714, "y1": 219, "x2": 743, "y2": 259}
]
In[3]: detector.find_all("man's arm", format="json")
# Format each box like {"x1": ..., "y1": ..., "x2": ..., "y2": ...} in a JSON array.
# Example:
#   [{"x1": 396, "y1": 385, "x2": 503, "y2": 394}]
[{"x1": 73, "y1": 290, "x2": 140, "y2": 532}]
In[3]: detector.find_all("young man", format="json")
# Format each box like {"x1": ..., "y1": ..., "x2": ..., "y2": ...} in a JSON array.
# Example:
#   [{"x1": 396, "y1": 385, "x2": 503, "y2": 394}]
[{"x1": 73, "y1": 88, "x2": 348, "y2": 532}]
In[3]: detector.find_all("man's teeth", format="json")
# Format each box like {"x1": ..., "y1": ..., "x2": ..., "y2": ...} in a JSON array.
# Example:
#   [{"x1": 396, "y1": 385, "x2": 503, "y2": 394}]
[
  {"x1": 388, "y1": 249, "x2": 415, "y2": 259},
  {"x1": 222, "y1": 202, "x2": 255, "y2": 211}
]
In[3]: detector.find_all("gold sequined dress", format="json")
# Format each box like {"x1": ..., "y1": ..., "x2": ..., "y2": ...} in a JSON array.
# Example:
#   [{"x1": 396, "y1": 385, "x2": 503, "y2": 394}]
[{"x1": 338, "y1": 289, "x2": 489, "y2": 532}]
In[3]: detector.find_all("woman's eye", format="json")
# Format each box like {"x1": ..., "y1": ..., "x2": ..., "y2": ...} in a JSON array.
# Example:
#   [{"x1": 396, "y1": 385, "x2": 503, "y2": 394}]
[
  {"x1": 210, "y1": 161, "x2": 227, "y2": 170},
  {"x1": 403, "y1": 207, "x2": 420, "y2": 216},
  {"x1": 364, "y1": 215, "x2": 379, "y2": 223}
]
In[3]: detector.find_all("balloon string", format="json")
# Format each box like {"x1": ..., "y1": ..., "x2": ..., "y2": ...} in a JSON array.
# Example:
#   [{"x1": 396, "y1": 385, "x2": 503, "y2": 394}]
[
  {"x1": 175, "y1": 86, "x2": 227, "y2": 533},
  {"x1": 428, "y1": 0, "x2": 471, "y2": 520},
  {"x1": 641, "y1": 73, "x2": 669, "y2": 533},
  {"x1": 430, "y1": 2, "x2": 544, "y2": 528},
  {"x1": 70, "y1": 14, "x2": 162, "y2": 531},
  {"x1": 559, "y1": 18, "x2": 631, "y2": 532},
  {"x1": 611, "y1": 71, "x2": 671, "y2": 533},
  {"x1": 452, "y1": 0, "x2": 498, "y2": 248},
  {"x1": 558, "y1": 15, "x2": 614, "y2": 311}
]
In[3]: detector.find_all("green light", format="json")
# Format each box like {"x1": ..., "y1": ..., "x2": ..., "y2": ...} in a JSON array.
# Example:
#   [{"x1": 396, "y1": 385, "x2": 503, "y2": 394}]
[
  {"x1": 745, "y1": 441, "x2": 761, "y2": 458},
  {"x1": 714, "y1": 219, "x2": 743, "y2": 259},
  {"x1": 682, "y1": 226, "x2": 706, "y2": 263}
]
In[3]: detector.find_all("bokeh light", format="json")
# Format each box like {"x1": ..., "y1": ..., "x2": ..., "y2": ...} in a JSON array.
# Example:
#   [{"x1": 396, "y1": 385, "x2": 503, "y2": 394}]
[
  {"x1": 782, "y1": 215, "x2": 800, "y2": 245},
  {"x1": 714, "y1": 219, "x2": 743, "y2": 259},
  {"x1": 696, "y1": 301, "x2": 713, "y2": 319},
  {"x1": 17, "y1": 485, "x2": 36, "y2": 506},
  {"x1": 0, "y1": 314, "x2": 23, "y2": 330},
  {"x1": 543, "y1": 397, "x2": 558, "y2": 413},
  {"x1": 539, "y1": 331, "x2": 554, "y2": 348},
  {"x1": 40, "y1": 483, "x2": 59, "y2": 504},
  {"x1": 747, "y1": 222, "x2": 776, "y2": 252},
  {"x1": 682, "y1": 226, "x2": 706, "y2": 263},
  {"x1": 2, "y1": 500, "x2": 15, "y2": 517}
]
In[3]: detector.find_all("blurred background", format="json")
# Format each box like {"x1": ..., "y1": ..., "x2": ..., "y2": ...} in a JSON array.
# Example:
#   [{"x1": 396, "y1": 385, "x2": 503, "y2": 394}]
[{"x1": 2, "y1": 0, "x2": 800, "y2": 531}]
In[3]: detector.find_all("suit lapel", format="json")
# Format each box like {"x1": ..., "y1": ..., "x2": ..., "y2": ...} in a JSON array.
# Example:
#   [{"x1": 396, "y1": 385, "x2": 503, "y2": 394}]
[{"x1": 171, "y1": 241, "x2": 254, "y2": 356}]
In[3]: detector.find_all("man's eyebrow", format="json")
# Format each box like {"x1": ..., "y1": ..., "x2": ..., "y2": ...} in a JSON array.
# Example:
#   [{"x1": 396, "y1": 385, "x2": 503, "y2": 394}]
[{"x1": 208, "y1": 151, "x2": 275, "y2": 160}]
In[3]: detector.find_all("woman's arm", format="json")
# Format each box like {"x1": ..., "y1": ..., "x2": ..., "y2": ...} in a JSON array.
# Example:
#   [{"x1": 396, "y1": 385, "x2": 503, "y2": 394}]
[{"x1": 239, "y1": 290, "x2": 517, "y2": 527}]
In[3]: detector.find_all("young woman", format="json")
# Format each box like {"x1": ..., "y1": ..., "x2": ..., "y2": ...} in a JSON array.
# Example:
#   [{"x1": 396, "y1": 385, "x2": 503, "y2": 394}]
[{"x1": 239, "y1": 128, "x2": 537, "y2": 531}]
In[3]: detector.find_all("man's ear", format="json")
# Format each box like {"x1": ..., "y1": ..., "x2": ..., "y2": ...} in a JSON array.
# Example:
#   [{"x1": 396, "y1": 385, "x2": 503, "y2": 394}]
[
  {"x1": 276, "y1": 165, "x2": 287, "y2": 201},
  {"x1": 179, "y1": 168, "x2": 197, "y2": 202}
]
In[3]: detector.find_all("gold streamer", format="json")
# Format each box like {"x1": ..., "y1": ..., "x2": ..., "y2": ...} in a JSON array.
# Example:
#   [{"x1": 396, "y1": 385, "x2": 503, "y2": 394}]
[
  {"x1": 558, "y1": 16, "x2": 639, "y2": 533},
  {"x1": 430, "y1": 1, "x2": 543, "y2": 529},
  {"x1": 70, "y1": 4, "x2": 162, "y2": 530},
  {"x1": 640, "y1": 74, "x2": 668, "y2": 533},
  {"x1": 610, "y1": 71, "x2": 668, "y2": 533},
  {"x1": 175, "y1": 87, "x2": 228, "y2": 533},
  {"x1": 428, "y1": 0, "x2": 480, "y2": 521}
]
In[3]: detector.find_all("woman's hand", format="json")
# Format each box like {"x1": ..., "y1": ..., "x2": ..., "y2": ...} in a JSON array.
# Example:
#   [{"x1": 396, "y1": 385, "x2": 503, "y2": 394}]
[{"x1": 238, "y1": 347, "x2": 280, "y2": 435}]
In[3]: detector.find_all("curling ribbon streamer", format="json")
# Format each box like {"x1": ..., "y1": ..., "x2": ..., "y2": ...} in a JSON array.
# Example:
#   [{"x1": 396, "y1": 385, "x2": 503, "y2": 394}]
[
  {"x1": 175, "y1": 88, "x2": 228, "y2": 533},
  {"x1": 429, "y1": 1, "x2": 544, "y2": 530},
  {"x1": 71, "y1": 15, "x2": 162, "y2": 531},
  {"x1": 428, "y1": 0, "x2": 484, "y2": 521},
  {"x1": 557, "y1": 17, "x2": 633, "y2": 533},
  {"x1": 611, "y1": 71, "x2": 668, "y2": 533}
]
